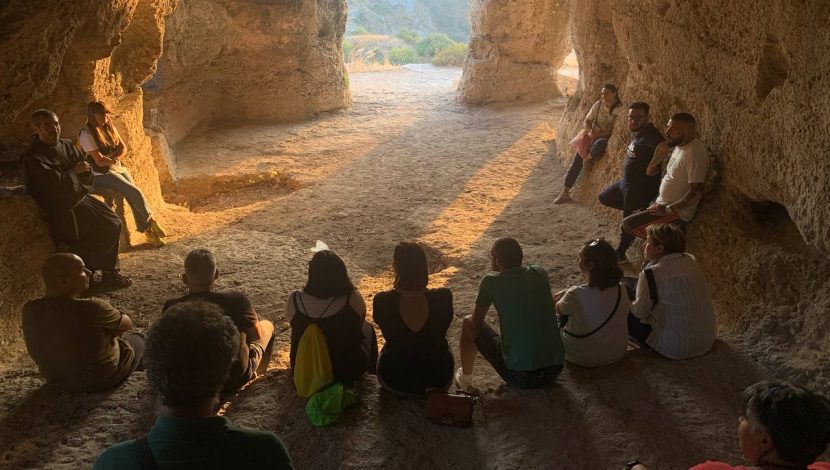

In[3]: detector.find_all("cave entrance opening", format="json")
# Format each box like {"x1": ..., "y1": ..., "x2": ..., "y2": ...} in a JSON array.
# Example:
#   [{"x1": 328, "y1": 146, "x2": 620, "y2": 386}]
[{"x1": 555, "y1": 49, "x2": 580, "y2": 98}]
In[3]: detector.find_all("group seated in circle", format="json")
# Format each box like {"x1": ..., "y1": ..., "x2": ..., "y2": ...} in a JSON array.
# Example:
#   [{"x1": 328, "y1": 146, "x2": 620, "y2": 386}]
[{"x1": 15, "y1": 93, "x2": 828, "y2": 468}]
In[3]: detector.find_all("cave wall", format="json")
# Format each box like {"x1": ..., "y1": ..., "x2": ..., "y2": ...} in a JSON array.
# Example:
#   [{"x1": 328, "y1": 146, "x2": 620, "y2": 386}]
[
  {"x1": 0, "y1": 0, "x2": 179, "y2": 359},
  {"x1": 143, "y1": 0, "x2": 351, "y2": 148},
  {"x1": 554, "y1": 0, "x2": 830, "y2": 389},
  {"x1": 458, "y1": 0, "x2": 570, "y2": 104}
]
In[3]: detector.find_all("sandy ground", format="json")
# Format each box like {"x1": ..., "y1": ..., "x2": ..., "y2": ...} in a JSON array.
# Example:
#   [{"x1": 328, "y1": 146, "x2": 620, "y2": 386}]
[{"x1": 0, "y1": 65, "x2": 796, "y2": 469}]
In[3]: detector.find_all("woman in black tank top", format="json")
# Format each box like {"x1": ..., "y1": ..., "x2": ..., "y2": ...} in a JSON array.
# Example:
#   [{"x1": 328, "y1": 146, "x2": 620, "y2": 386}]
[
  {"x1": 373, "y1": 242, "x2": 454, "y2": 396},
  {"x1": 288, "y1": 250, "x2": 377, "y2": 385}
]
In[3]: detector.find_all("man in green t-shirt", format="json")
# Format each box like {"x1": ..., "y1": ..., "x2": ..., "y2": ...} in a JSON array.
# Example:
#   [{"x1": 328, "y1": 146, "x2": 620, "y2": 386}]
[
  {"x1": 22, "y1": 253, "x2": 143, "y2": 392},
  {"x1": 94, "y1": 300, "x2": 293, "y2": 469},
  {"x1": 456, "y1": 238, "x2": 564, "y2": 390}
]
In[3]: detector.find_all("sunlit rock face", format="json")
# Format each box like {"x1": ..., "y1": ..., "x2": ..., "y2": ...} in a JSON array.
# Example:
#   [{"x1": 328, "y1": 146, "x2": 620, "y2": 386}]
[
  {"x1": 555, "y1": 0, "x2": 830, "y2": 389},
  {"x1": 458, "y1": 0, "x2": 570, "y2": 104},
  {"x1": 0, "y1": 0, "x2": 178, "y2": 353},
  {"x1": 143, "y1": 0, "x2": 351, "y2": 147}
]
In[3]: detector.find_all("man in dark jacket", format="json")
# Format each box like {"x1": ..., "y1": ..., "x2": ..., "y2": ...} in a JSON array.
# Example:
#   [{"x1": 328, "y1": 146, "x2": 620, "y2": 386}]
[
  {"x1": 598, "y1": 102, "x2": 666, "y2": 263},
  {"x1": 22, "y1": 109, "x2": 130, "y2": 287}
]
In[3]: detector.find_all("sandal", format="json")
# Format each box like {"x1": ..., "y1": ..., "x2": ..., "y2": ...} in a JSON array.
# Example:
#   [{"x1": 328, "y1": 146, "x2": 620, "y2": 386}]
[
  {"x1": 553, "y1": 192, "x2": 573, "y2": 204},
  {"x1": 103, "y1": 270, "x2": 132, "y2": 288}
]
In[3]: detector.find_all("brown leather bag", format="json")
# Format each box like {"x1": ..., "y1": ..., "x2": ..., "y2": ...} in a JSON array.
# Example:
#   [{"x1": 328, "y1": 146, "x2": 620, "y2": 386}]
[{"x1": 425, "y1": 390, "x2": 478, "y2": 427}]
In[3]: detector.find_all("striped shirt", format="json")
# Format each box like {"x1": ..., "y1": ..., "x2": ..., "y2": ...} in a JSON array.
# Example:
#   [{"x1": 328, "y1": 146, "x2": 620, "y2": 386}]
[{"x1": 631, "y1": 253, "x2": 717, "y2": 359}]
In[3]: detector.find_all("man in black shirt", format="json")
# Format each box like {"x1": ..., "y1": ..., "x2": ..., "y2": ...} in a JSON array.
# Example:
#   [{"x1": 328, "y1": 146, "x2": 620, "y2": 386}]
[
  {"x1": 22, "y1": 109, "x2": 130, "y2": 287},
  {"x1": 163, "y1": 249, "x2": 275, "y2": 396},
  {"x1": 598, "y1": 102, "x2": 666, "y2": 262}
]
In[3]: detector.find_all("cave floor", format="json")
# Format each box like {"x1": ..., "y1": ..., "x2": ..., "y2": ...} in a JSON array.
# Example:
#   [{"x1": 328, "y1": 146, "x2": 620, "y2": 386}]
[{"x1": 0, "y1": 66, "x2": 773, "y2": 469}]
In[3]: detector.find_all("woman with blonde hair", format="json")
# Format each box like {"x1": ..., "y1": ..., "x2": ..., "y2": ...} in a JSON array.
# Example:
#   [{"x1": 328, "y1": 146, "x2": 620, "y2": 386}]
[{"x1": 78, "y1": 101, "x2": 166, "y2": 246}]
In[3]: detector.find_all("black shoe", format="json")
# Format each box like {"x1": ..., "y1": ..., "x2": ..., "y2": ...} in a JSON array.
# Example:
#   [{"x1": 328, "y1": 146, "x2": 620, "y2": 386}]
[{"x1": 102, "y1": 270, "x2": 132, "y2": 288}]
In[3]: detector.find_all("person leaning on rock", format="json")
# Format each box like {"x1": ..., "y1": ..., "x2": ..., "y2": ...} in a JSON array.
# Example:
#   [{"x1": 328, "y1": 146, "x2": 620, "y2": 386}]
[
  {"x1": 597, "y1": 101, "x2": 665, "y2": 263},
  {"x1": 456, "y1": 237, "x2": 565, "y2": 391},
  {"x1": 620, "y1": 112, "x2": 709, "y2": 241},
  {"x1": 94, "y1": 301, "x2": 293, "y2": 469},
  {"x1": 162, "y1": 248, "x2": 275, "y2": 397},
  {"x1": 22, "y1": 253, "x2": 145, "y2": 392},
  {"x1": 22, "y1": 109, "x2": 131, "y2": 287}
]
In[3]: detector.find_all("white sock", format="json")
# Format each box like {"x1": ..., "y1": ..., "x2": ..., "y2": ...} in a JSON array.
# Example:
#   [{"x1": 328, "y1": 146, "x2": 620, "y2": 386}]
[{"x1": 455, "y1": 368, "x2": 472, "y2": 390}]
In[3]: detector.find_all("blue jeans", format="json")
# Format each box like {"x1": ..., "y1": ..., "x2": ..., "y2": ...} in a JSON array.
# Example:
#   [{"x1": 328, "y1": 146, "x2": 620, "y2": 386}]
[
  {"x1": 93, "y1": 169, "x2": 152, "y2": 232},
  {"x1": 563, "y1": 138, "x2": 608, "y2": 188}
]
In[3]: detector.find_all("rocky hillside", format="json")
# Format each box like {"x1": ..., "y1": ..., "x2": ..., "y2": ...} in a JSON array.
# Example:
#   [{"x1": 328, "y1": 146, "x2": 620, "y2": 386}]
[{"x1": 347, "y1": 0, "x2": 470, "y2": 42}]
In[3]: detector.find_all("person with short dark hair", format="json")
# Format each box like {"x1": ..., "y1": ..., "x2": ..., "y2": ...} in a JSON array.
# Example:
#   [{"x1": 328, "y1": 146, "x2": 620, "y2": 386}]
[
  {"x1": 22, "y1": 253, "x2": 144, "y2": 391},
  {"x1": 555, "y1": 239, "x2": 630, "y2": 367},
  {"x1": 163, "y1": 249, "x2": 275, "y2": 396},
  {"x1": 93, "y1": 301, "x2": 293, "y2": 469},
  {"x1": 597, "y1": 101, "x2": 666, "y2": 262},
  {"x1": 555, "y1": 84, "x2": 623, "y2": 204},
  {"x1": 628, "y1": 224, "x2": 716, "y2": 359},
  {"x1": 627, "y1": 381, "x2": 830, "y2": 470},
  {"x1": 621, "y1": 112, "x2": 710, "y2": 241},
  {"x1": 456, "y1": 238, "x2": 564, "y2": 390},
  {"x1": 373, "y1": 242, "x2": 454, "y2": 396},
  {"x1": 285, "y1": 249, "x2": 377, "y2": 386},
  {"x1": 22, "y1": 110, "x2": 130, "y2": 287}
]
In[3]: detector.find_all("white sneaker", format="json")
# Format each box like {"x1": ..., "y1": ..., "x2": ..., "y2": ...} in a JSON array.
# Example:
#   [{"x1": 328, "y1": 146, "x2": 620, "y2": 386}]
[{"x1": 454, "y1": 368, "x2": 473, "y2": 392}]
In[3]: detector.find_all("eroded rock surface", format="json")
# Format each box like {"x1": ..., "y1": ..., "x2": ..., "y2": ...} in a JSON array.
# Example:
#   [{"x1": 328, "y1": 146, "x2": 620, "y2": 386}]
[
  {"x1": 458, "y1": 0, "x2": 570, "y2": 104},
  {"x1": 556, "y1": 0, "x2": 830, "y2": 389},
  {"x1": 0, "y1": 0, "x2": 178, "y2": 359},
  {"x1": 144, "y1": 0, "x2": 351, "y2": 147}
]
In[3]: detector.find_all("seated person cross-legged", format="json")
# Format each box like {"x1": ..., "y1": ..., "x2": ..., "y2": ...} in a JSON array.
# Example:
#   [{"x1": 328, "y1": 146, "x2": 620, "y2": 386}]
[
  {"x1": 22, "y1": 253, "x2": 144, "y2": 392},
  {"x1": 627, "y1": 381, "x2": 830, "y2": 470},
  {"x1": 163, "y1": 249, "x2": 275, "y2": 396},
  {"x1": 373, "y1": 242, "x2": 454, "y2": 397},
  {"x1": 555, "y1": 239, "x2": 631, "y2": 368},
  {"x1": 286, "y1": 249, "x2": 378, "y2": 387},
  {"x1": 627, "y1": 223, "x2": 717, "y2": 359},
  {"x1": 456, "y1": 238, "x2": 565, "y2": 391},
  {"x1": 94, "y1": 301, "x2": 293, "y2": 470}
]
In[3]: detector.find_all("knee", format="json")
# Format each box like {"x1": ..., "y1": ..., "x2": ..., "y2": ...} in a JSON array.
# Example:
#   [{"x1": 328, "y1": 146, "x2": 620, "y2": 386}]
[
  {"x1": 590, "y1": 138, "x2": 608, "y2": 158},
  {"x1": 258, "y1": 320, "x2": 275, "y2": 339}
]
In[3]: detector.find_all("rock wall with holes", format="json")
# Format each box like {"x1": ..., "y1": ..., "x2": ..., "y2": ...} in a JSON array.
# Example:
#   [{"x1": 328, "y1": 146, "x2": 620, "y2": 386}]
[
  {"x1": 458, "y1": 0, "x2": 571, "y2": 104},
  {"x1": 143, "y1": 0, "x2": 351, "y2": 148},
  {"x1": 556, "y1": 0, "x2": 830, "y2": 390},
  {"x1": 0, "y1": 0, "x2": 179, "y2": 355}
]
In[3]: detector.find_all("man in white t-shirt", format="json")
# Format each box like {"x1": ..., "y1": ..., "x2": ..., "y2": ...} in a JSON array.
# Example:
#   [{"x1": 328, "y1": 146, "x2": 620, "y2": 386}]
[{"x1": 621, "y1": 112, "x2": 709, "y2": 240}]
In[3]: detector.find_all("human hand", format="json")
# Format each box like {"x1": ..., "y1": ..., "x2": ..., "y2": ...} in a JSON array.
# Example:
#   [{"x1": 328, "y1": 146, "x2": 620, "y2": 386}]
[
  {"x1": 553, "y1": 289, "x2": 567, "y2": 303},
  {"x1": 647, "y1": 203, "x2": 667, "y2": 216},
  {"x1": 73, "y1": 161, "x2": 91, "y2": 174}
]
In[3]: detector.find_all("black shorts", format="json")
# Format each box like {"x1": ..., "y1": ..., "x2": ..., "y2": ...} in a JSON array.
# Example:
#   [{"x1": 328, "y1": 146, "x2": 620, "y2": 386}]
[{"x1": 474, "y1": 323, "x2": 562, "y2": 389}]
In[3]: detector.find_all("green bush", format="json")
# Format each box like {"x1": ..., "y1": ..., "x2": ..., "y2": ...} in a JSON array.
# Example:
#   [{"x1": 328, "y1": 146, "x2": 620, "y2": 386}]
[
  {"x1": 388, "y1": 46, "x2": 417, "y2": 65},
  {"x1": 431, "y1": 42, "x2": 468, "y2": 67},
  {"x1": 349, "y1": 26, "x2": 370, "y2": 35},
  {"x1": 396, "y1": 28, "x2": 420, "y2": 45},
  {"x1": 415, "y1": 33, "x2": 455, "y2": 59},
  {"x1": 342, "y1": 41, "x2": 354, "y2": 61}
]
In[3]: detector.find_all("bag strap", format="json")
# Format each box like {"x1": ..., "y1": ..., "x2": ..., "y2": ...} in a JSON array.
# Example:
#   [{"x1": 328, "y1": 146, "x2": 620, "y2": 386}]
[
  {"x1": 644, "y1": 267, "x2": 659, "y2": 309},
  {"x1": 563, "y1": 285, "x2": 621, "y2": 339},
  {"x1": 135, "y1": 436, "x2": 162, "y2": 470}
]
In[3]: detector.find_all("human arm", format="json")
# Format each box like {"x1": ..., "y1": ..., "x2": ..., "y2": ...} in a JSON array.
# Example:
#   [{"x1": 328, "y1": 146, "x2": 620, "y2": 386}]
[
  {"x1": 583, "y1": 101, "x2": 600, "y2": 130},
  {"x1": 350, "y1": 289, "x2": 367, "y2": 319},
  {"x1": 630, "y1": 272, "x2": 652, "y2": 319},
  {"x1": 646, "y1": 141, "x2": 671, "y2": 176},
  {"x1": 22, "y1": 147, "x2": 93, "y2": 210},
  {"x1": 78, "y1": 130, "x2": 118, "y2": 167},
  {"x1": 115, "y1": 313, "x2": 133, "y2": 334}
]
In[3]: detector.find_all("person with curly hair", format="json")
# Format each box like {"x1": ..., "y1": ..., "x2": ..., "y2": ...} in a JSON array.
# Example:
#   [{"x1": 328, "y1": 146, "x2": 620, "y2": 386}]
[{"x1": 94, "y1": 301, "x2": 293, "y2": 469}]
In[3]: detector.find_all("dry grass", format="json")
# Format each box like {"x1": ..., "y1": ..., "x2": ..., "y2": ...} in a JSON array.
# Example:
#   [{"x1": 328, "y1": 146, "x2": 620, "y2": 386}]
[{"x1": 345, "y1": 57, "x2": 400, "y2": 73}]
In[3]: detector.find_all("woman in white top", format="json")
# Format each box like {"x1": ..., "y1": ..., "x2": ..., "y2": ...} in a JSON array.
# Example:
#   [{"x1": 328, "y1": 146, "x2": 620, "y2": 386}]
[
  {"x1": 556, "y1": 239, "x2": 630, "y2": 367},
  {"x1": 555, "y1": 84, "x2": 623, "y2": 204},
  {"x1": 78, "y1": 101, "x2": 166, "y2": 246},
  {"x1": 628, "y1": 223, "x2": 717, "y2": 359}
]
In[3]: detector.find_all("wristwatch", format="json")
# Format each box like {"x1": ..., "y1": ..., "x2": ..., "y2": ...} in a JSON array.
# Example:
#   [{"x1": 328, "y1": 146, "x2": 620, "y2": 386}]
[{"x1": 624, "y1": 460, "x2": 642, "y2": 470}]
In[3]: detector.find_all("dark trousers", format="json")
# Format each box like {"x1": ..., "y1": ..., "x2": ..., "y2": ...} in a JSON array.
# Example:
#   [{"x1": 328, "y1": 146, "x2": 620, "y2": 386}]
[
  {"x1": 599, "y1": 178, "x2": 661, "y2": 256},
  {"x1": 627, "y1": 313, "x2": 653, "y2": 348},
  {"x1": 123, "y1": 331, "x2": 146, "y2": 373},
  {"x1": 622, "y1": 209, "x2": 684, "y2": 240},
  {"x1": 563, "y1": 138, "x2": 608, "y2": 188}
]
